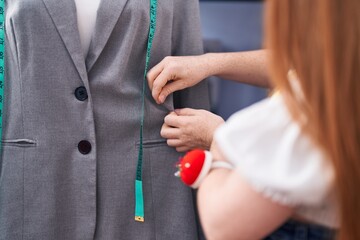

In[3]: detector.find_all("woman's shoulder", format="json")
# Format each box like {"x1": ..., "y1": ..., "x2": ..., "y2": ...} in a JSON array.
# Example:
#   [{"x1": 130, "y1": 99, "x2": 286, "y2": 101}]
[
  {"x1": 225, "y1": 94, "x2": 292, "y2": 132},
  {"x1": 215, "y1": 95, "x2": 335, "y2": 206},
  {"x1": 215, "y1": 95, "x2": 297, "y2": 162}
]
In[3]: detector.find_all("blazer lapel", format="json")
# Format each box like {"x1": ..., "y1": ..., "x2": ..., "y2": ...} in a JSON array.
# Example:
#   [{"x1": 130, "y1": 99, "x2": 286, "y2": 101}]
[
  {"x1": 42, "y1": 0, "x2": 87, "y2": 82},
  {"x1": 86, "y1": 0, "x2": 130, "y2": 72}
]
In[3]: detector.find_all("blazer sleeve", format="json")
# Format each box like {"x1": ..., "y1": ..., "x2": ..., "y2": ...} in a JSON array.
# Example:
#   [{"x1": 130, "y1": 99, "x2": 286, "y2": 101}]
[{"x1": 171, "y1": 0, "x2": 210, "y2": 110}]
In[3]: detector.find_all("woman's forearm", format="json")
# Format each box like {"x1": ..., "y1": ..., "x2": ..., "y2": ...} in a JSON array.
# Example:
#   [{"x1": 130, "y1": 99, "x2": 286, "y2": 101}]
[{"x1": 202, "y1": 50, "x2": 270, "y2": 88}]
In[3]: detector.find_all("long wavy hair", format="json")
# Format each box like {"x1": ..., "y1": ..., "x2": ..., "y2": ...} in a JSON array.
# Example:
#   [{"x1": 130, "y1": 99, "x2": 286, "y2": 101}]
[{"x1": 265, "y1": 0, "x2": 360, "y2": 239}]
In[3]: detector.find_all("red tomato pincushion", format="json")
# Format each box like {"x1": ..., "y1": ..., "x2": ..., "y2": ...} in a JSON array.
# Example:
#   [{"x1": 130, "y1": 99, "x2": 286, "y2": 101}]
[{"x1": 175, "y1": 149, "x2": 212, "y2": 189}]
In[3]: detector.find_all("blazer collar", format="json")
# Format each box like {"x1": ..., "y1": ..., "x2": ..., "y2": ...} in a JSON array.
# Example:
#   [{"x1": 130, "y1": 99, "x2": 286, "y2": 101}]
[
  {"x1": 42, "y1": 0, "x2": 87, "y2": 82},
  {"x1": 86, "y1": 0, "x2": 129, "y2": 72}
]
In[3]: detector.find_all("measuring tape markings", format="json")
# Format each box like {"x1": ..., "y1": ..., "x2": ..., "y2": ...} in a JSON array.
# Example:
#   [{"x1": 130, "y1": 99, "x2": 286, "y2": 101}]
[
  {"x1": 135, "y1": 0, "x2": 158, "y2": 222},
  {"x1": 0, "y1": 0, "x2": 5, "y2": 154}
]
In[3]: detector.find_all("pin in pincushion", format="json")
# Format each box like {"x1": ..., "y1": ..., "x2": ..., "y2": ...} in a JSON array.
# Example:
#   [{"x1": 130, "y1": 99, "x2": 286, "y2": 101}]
[{"x1": 175, "y1": 149, "x2": 212, "y2": 189}]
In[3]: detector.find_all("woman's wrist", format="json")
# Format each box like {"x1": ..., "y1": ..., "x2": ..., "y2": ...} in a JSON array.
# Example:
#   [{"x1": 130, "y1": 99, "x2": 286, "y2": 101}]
[
  {"x1": 176, "y1": 149, "x2": 233, "y2": 189},
  {"x1": 200, "y1": 53, "x2": 222, "y2": 79}
]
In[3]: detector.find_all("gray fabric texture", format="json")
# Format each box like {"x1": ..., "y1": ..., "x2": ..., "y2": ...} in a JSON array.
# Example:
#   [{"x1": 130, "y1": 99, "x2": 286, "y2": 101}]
[{"x1": 0, "y1": 0, "x2": 210, "y2": 239}]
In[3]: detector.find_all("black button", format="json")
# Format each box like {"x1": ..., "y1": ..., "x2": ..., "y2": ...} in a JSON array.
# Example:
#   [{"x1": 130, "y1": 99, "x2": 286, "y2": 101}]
[
  {"x1": 78, "y1": 140, "x2": 92, "y2": 155},
  {"x1": 75, "y1": 86, "x2": 88, "y2": 101}
]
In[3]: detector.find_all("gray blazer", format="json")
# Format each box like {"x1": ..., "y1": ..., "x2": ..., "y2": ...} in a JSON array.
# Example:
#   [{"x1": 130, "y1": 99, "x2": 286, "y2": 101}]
[{"x1": 0, "y1": 0, "x2": 209, "y2": 239}]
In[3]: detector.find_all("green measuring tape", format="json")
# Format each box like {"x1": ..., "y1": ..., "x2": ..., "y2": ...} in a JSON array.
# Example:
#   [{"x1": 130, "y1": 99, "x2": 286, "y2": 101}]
[
  {"x1": 0, "y1": 0, "x2": 5, "y2": 153},
  {"x1": 135, "y1": 0, "x2": 158, "y2": 222}
]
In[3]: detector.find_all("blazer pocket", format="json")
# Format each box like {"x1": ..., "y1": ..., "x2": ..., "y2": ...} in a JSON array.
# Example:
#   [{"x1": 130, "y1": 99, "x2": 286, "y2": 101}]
[
  {"x1": 136, "y1": 139, "x2": 167, "y2": 149},
  {"x1": 2, "y1": 138, "x2": 37, "y2": 148}
]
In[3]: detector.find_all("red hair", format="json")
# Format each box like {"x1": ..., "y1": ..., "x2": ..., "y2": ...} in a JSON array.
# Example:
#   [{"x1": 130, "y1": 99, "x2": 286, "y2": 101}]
[{"x1": 266, "y1": 0, "x2": 360, "y2": 239}]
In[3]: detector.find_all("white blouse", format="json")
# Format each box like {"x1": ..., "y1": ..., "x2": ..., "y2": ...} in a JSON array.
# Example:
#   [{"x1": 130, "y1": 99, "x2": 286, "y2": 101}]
[
  {"x1": 214, "y1": 95, "x2": 339, "y2": 228},
  {"x1": 74, "y1": 0, "x2": 101, "y2": 56}
]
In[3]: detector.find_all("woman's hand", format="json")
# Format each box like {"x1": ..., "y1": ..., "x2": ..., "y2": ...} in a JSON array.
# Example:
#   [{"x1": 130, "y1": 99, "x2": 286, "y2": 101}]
[
  {"x1": 147, "y1": 51, "x2": 270, "y2": 104},
  {"x1": 161, "y1": 108, "x2": 224, "y2": 152},
  {"x1": 147, "y1": 55, "x2": 209, "y2": 104}
]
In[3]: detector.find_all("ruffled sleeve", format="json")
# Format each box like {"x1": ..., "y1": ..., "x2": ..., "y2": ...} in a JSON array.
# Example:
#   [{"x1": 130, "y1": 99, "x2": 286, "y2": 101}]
[{"x1": 214, "y1": 96, "x2": 334, "y2": 207}]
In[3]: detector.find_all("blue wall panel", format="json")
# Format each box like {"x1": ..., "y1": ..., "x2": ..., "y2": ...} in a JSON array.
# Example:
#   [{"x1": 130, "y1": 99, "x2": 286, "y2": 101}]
[{"x1": 200, "y1": 2, "x2": 267, "y2": 119}]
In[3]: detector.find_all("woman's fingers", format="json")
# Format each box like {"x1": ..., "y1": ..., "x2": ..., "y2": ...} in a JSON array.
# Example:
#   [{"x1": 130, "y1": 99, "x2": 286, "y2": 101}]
[
  {"x1": 160, "y1": 123, "x2": 181, "y2": 139},
  {"x1": 147, "y1": 59, "x2": 165, "y2": 90},
  {"x1": 151, "y1": 68, "x2": 174, "y2": 104},
  {"x1": 148, "y1": 55, "x2": 205, "y2": 104},
  {"x1": 158, "y1": 80, "x2": 189, "y2": 104}
]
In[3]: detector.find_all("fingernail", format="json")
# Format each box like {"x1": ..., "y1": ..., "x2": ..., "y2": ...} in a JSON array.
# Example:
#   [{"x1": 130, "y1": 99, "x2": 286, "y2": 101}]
[{"x1": 159, "y1": 95, "x2": 165, "y2": 103}]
